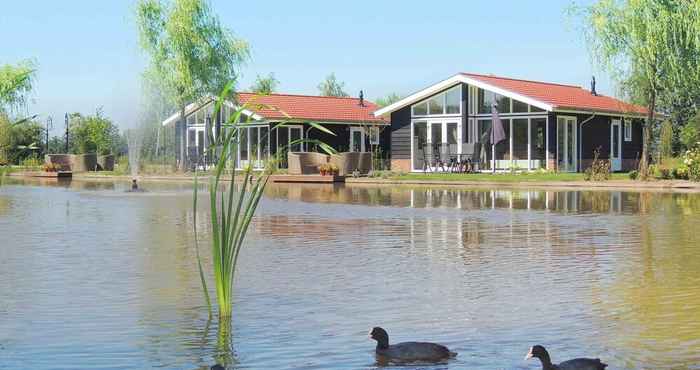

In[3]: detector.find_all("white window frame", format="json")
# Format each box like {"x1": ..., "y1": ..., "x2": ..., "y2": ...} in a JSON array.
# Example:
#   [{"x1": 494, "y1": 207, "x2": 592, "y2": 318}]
[
  {"x1": 411, "y1": 85, "x2": 462, "y2": 117},
  {"x1": 624, "y1": 120, "x2": 632, "y2": 142},
  {"x1": 368, "y1": 126, "x2": 380, "y2": 145},
  {"x1": 349, "y1": 126, "x2": 366, "y2": 152}
]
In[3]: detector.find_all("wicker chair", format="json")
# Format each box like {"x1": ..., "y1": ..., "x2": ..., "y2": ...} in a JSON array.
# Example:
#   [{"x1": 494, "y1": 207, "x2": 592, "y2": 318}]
[
  {"x1": 287, "y1": 152, "x2": 329, "y2": 174},
  {"x1": 329, "y1": 152, "x2": 372, "y2": 176}
]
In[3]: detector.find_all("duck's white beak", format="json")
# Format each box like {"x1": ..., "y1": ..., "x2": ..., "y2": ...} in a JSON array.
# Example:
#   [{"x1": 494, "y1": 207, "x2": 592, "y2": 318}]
[{"x1": 524, "y1": 347, "x2": 533, "y2": 360}]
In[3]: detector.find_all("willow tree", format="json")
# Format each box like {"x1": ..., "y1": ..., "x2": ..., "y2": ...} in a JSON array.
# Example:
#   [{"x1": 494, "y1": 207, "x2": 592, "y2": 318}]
[
  {"x1": 249, "y1": 73, "x2": 278, "y2": 95},
  {"x1": 0, "y1": 61, "x2": 35, "y2": 114},
  {"x1": 579, "y1": 0, "x2": 700, "y2": 177},
  {"x1": 136, "y1": 0, "x2": 249, "y2": 171},
  {"x1": 318, "y1": 73, "x2": 349, "y2": 97}
]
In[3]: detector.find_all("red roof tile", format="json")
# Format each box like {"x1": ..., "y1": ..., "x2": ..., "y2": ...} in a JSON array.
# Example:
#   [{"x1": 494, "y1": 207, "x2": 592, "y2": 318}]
[
  {"x1": 462, "y1": 73, "x2": 647, "y2": 115},
  {"x1": 236, "y1": 92, "x2": 385, "y2": 123}
]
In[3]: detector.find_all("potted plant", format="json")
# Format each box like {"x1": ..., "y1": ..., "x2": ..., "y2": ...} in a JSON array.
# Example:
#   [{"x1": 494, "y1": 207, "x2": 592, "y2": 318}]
[
  {"x1": 329, "y1": 163, "x2": 339, "y2": 176},
  {"x1": 318, "y1": 163, "x2": 329, "y2": 176}
]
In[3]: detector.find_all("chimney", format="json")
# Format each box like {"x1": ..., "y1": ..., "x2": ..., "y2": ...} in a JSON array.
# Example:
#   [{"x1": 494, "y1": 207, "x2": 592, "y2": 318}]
[
  {"x1": 591, "y1": 76, "x2": 597, "y2": 96},
  {"x1": 359, "y1": 90, "x2": 365, "y2": 107}
]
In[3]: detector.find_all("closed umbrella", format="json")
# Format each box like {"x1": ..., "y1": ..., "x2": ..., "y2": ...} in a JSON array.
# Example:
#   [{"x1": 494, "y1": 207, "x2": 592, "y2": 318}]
[{"x1": 490, "y1": 103, "x2": 506, "y2": 173}]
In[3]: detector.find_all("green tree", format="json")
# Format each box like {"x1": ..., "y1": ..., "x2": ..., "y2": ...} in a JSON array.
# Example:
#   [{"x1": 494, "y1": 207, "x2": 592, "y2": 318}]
[
  {"x1": 69, "y1": 109, "x2": 120, "y2": 155},
  {"x1": 136, "y1": 0, "x2": 249, "y2": 171},
  {"x1": 375, "y1": 92, "x2": 403, "y2": 108},
  {"x1": 680, "y1": 112, "x2": 700, "y2": 150},
  {"x1": 0, "y1": 112, "x2": 43, "y2": 164},
  {"x1": 250, "y1": 73, "x2": 278, "y2": 95},
  {"x1": 577, "y1": 0, "x2": 700, "y2": 177},
  {"x1": 317, "y1": 73, "x2": 348, "y2": 97},
  {"x1": 659, "y1": 119, "x2": 673, "y2": 160},
  {"x1": 0, "y1": 60, "x2": 35, "y2": 114}
]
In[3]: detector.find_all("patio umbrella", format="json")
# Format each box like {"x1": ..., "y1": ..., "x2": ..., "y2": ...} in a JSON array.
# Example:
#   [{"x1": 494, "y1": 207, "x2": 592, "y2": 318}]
[{"x1": 490, "y1": 103, "x2": 506, "y2": 172}]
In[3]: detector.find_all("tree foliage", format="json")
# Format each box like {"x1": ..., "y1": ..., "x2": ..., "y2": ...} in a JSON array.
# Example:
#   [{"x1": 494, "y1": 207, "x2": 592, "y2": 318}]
[
  {"x1": 136, "y1": 0, "x2": 250, "y2": 108},
  {"x1": 249, "y1": 73, "x2": 278, "y2": 95},
  {"x1": 375, "y1": 92, "x2": 403, "y2": 108},
  {"x1": 68, "y1": 109, "x2": 120, "y2": 155},
  {"x1": 317, "y1": 73, "x2": 349, "y2": 97},
  {"x1": 0, "y1": 112, "x2": 43, "y2": 165},
  {"x1": 0, "y1": 60, "x2": 36, "y2": 114},
  {"x1": 576, "y1": 0, "x2": 700, "y2": 176}
]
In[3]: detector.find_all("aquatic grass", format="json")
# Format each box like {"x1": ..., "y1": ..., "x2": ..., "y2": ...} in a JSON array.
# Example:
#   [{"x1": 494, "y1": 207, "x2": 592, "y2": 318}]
[{"x1": 193, "y1": 83, "x2": 335, "y2": 318}]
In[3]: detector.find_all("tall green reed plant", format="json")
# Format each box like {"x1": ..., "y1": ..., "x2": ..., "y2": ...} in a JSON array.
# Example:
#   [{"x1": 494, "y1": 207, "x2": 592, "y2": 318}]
[{"x1": 193, "y1": 83, "x2": 335, "y2": 318}]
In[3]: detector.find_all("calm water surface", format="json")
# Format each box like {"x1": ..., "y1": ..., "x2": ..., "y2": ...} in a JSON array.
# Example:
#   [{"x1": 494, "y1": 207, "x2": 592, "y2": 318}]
[{"x1": 1, "y1": 179, "x2": 700, "y2": 369}]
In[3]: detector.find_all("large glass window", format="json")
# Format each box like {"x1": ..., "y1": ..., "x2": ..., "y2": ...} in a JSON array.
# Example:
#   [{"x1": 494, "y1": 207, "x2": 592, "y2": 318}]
[
  {"x1": 445, "y1": 87, "x2": 461, "y2": 114},
  {"x1": 478, "y1": 89, "x2": 495, "y2": 114},
  {"x1": 513, "y1": 99, "x2": 529, "y2": 113},
  {"x1": 512, "y1": 119, "x2": 528, "y2": 161},
  {"x1": 412, "y1": 86, "x2": 461, "y2": 116},
  {"x1": 530, "y1": 118, "x2": 546, "y2": 169},
  {"x1": 412, "y1": 101, "x2": 428, "y2": 116},
  {"x1": 428, "y1": 95, "x2": 444, "y2": 115},
  {"x1": 477, "y1": 89, "x2": 510, "y2": 114}
]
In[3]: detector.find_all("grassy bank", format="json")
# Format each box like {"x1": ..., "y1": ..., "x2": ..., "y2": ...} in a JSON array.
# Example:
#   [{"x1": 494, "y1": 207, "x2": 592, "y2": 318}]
[{"x1": 377, "y1": 172, "x2": 631, "y2": 183}]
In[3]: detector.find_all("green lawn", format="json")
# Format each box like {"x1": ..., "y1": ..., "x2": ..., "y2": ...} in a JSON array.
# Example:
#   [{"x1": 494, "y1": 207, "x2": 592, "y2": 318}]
[{"x1": 383, "y1": 172, "x2": 631, "y2": 183}]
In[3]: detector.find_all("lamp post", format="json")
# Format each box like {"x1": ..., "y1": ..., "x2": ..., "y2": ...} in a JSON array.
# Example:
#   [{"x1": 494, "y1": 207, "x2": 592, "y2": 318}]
[
  {"x1": 46, "y1": 116, "x2": 53, "y2": 154},
  {"x1": 64, "y1": 113, "x2": 69, "y2": 153}
]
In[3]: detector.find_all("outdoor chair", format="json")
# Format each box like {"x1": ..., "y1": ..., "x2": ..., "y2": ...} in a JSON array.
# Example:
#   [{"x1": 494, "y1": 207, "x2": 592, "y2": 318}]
[
  {"x1": 422, "y1": 144, "x2": 434, "y2": 172},
  {"x1": 287, "y1": 152, "x2": 329, "y2": 175},
  {"x1": 472, "y1": 142, "x2": 483, "y2": 172},
  {"x1": 461, "y1": 143, "x2": 476, "y2": 173}
]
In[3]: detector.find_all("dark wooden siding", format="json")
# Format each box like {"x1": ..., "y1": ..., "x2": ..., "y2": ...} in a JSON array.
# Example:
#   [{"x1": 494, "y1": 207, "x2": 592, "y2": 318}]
[
  {"x1": 390, "y1": 106, "x2": 412, "y2": 159},
  {"x1": 579, "y1": 114, "x2": 611, "y2": 160},
  {"x1": 622, "y1": 118, "x2": 643, "y2": 160}
]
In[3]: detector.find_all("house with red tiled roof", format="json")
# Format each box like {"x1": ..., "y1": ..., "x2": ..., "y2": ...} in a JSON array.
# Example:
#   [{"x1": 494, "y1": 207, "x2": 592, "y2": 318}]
[
  {"x1": 374, "y1": 73, "x2": 648, "y2": 173},
  {"x1": 162, "y1": 92, "x2": 387, "y2": 170}
]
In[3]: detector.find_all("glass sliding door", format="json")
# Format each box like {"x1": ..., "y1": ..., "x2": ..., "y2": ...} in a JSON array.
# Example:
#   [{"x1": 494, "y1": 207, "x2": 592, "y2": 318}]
[
  {"x1": 412, "y1": 121, "x2": 428, "y2": 171},
  {"x1": 512, "y1": 118, "x2": 528, "y2": 169},
  {"x1": 557, "y1": 116, "x2": 577, "y2": 172},
  {"x1": 530, "y1": 118, "x2": 547, "y2": 169}
]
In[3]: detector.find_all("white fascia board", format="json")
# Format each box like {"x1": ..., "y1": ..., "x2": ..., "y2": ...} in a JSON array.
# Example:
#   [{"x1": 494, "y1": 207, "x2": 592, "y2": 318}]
[
  {"x1": 161, "y1": 96, "x2": 265, "y2": 126},
  {"x1": 373, "y1": 74, "x2": 554, "y2": 117},
  {"x1": 457, "y1": 75, "x2": 553, "y2": 112},
  {"x1": 373, "y1": 75, "x2": 463, "y2": 117}
]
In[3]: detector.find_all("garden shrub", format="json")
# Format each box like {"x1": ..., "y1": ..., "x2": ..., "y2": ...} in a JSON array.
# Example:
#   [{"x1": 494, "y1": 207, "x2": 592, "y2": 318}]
[
  {"x1": 628, "y1": 170, "x2": 638, "y2": 180},
  {"x1": 683, "y1": 146, "x2": 700, "y2": 182},
  {"x1": 583, "y1": 149, "x2": 611, "y2": 181}
]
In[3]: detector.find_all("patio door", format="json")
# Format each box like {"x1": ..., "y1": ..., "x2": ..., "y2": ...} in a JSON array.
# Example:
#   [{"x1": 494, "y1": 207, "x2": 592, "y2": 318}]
[
  {"x1": 349, "y1": 127, "x2": 365, "y2": 152},
  {"x1": 289, "y1": 125, "x2": 303, "y2": 152},
  {"x1": 557, "y1": 116, "x2": 577, "y2": 172},
  {"x1": 610, "y1": 119, "x2": 622, "y2": 171}
]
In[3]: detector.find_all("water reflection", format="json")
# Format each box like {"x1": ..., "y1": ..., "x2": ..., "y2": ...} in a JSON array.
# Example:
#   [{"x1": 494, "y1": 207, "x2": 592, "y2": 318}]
[{"x1": 1, "y1": 181, "x2": 699, "y2": 369}]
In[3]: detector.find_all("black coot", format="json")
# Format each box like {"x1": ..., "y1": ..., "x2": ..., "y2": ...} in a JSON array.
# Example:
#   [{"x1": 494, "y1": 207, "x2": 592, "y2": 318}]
[
  {"x1": 369, "y1": 327, "x2": 457, "y2": 364},
  {"x1": 525, "y1": 345, "x2": 607, "y2": 370}
]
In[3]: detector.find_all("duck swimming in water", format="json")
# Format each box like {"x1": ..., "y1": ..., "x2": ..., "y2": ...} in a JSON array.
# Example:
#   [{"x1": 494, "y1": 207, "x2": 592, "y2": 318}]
[{"x1": 369, "y1": 327, "x2": 457, "y2": 364}]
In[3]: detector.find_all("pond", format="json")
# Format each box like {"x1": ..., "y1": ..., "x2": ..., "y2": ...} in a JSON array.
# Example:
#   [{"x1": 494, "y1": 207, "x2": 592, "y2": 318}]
[{"x1": 1, "y1": 179, "x2": 699, "y2": 369}]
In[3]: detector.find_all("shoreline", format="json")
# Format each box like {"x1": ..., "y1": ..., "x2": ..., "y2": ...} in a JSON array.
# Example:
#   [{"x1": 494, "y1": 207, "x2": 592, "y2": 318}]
[{"x1": 7, "y1": 171, "x2": 700, "y2": 192}]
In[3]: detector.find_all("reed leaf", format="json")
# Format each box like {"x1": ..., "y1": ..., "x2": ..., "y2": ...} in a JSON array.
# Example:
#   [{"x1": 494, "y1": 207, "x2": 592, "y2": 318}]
[{"x1": 192, "y1": 89, "x2": 333, "y2": 318}]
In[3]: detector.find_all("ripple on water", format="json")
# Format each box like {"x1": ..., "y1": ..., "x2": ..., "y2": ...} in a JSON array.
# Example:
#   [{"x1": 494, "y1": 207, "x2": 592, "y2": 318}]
[{"x1": 1, "y1": 182, "x2": 700, "y2": 369}]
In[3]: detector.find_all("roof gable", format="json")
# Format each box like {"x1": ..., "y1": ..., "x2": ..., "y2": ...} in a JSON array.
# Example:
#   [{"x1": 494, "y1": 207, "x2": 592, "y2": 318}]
[{"x1": 374, "y1": 73, "x2": 647, "y2": 117}]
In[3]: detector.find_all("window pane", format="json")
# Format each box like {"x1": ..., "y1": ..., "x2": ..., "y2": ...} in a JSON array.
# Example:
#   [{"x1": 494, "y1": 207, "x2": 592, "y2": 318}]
[
  {"x1": 445, "y1": 87, "x2": 461, "y2": 114},
  {"x1": 477, "y1": 89, "x2": 494, "y2": 114},
  {"x1": 478, "y1": 120, "x2": 492, "y2": 169},
  {"x1": 290, "y1": 127, "x2": 302, "y2": 152},
  {"x1": 447, "y1": 122, "x2": 458, "y2": 144},
  {"x1": 240, "y1": 127, "x2": 248, "y2": 160},
  {"x1": 260, "y1": 126, "x2": 269, "y2": 159},
  {"x1": 188, "y1": 129, "x2": 196, "y2": 147},
  {"x1": 428, "y1": 95, "x2": 444, "y2": 115},
  {"x1": 557, "y1": 118, "x2": 566, "y2": 171},
  {"x1": 530, "y1": 118, "x2": 546, "y2": 169},
  {"x1": 496, "y1": 95, "x2": 510, "y2": 113},
  {"x1": 413, "y1": 121, "x2": 427, "y2": 171},
  {"x1": 513, "y1": 99, "x2": 529, "y2": 113},
  {"x1": 512, "y1": 119, "x2": 528, "y2": 161},
  {"x1": 531, "y1": 105, "x2": 545, "y2": 112},
  {"x1": 412, "y1": 102, "x2": 428, "y2": 116},
  {"x1": 495, "y1": 119, "x2": 510, "y2": 169}
]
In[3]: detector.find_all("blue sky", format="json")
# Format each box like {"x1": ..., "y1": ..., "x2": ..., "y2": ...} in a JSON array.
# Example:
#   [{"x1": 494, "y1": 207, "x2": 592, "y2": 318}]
[{"x1": 1, "y1": 0, "x2": 606, "y2": 135}]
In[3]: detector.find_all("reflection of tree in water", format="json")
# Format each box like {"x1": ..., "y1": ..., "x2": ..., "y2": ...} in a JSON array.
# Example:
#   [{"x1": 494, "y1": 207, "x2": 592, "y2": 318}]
[{"x1": 593, "y1": 194, "x2": 700, "y2": 368}]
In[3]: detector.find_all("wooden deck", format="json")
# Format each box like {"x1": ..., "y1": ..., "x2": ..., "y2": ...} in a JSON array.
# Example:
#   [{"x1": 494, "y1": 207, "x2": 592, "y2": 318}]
[{"x1": 270, "y1": 174, "x2": 345, "y2": 183}]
